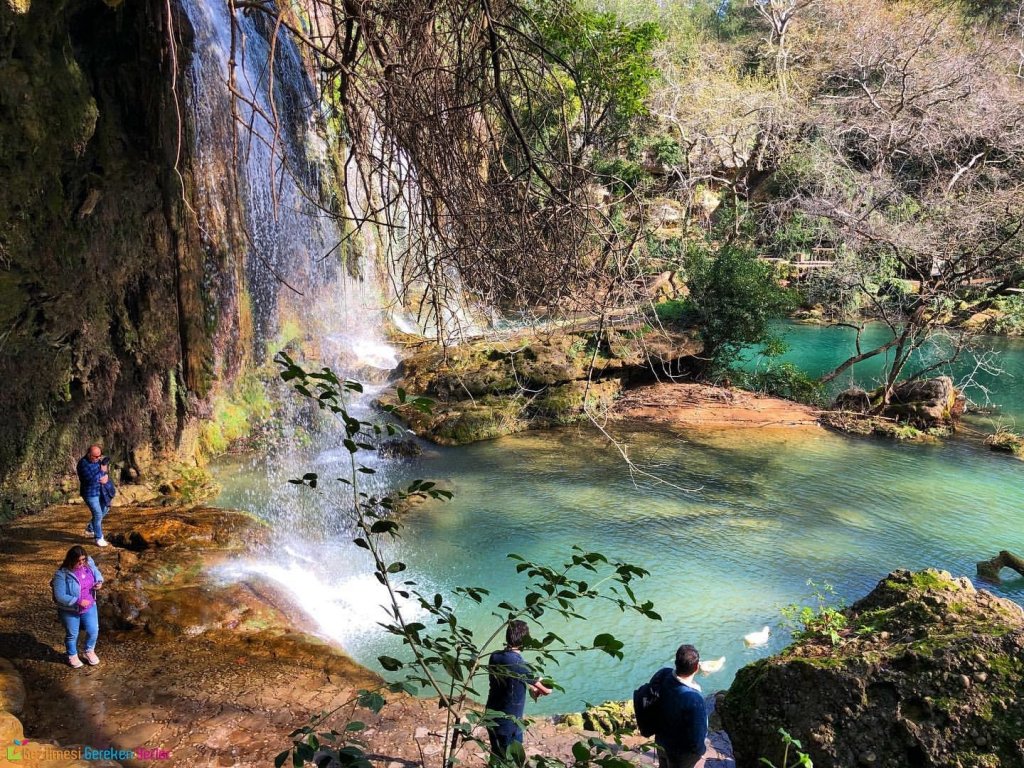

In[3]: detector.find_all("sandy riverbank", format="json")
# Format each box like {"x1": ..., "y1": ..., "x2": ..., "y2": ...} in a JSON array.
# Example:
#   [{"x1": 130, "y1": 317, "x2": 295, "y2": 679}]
[{"x1": 612, "y1": 383, "x2": 823, "y2": 432}]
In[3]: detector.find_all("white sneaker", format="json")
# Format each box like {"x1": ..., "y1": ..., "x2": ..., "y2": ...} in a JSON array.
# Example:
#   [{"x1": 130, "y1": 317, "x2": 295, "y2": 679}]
[{"x1": 95, "y1": 538, "x2": 109, "y2": 547}]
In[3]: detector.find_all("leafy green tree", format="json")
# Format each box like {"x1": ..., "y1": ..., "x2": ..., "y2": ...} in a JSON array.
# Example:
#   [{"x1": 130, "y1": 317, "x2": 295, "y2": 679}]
[{"x1": 682, "y1": 243, "x2": 794, "y2": 375}]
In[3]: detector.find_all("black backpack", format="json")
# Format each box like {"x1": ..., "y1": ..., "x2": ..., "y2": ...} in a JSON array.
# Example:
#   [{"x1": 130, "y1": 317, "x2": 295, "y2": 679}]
[{"x1": 632, "y1": 678, "x2": 662, "y2": 737}]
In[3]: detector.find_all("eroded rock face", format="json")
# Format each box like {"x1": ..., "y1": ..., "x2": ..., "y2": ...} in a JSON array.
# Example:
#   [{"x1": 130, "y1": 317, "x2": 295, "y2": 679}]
[
  {"x1": 720, "y1": 569, "x2": 1024, "y2": 768},
  {"x1": 886, "y1": 376, "x2": 966, "y2": 427},
  {"x1": 387, "y1": 326, "x2": 701, "y2": 444},
  {"x1": 833, "y1": 377, "x2": 966, "y2": 430}
]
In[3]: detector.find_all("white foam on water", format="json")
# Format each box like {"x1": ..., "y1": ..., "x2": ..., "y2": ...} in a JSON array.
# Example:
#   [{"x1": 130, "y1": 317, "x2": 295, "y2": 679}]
[{"x1": 215, "y1": 557, "x2": 426, "y2": 647}]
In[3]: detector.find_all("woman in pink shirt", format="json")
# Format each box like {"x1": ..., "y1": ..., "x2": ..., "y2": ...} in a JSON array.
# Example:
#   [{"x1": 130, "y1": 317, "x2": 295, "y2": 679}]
[{"x1": 51, "y1": 546, "x2": 104, "y2": 668}]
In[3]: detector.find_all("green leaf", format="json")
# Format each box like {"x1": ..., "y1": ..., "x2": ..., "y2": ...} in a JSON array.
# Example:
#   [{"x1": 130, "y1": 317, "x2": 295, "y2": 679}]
[
  {"x1": 356, "y1": 690, "x2": 386, "y2": 713},
  {"x1": 345, "y1": 721, "x2": 366, "y2": 732},
  {"x1": 274, "y1": 750, "x2": 289, "y2": 768},
  {"x1": 592, "y1": 633, "x2": 624, "y2": 658},
  {"x1": 572, "y1": 741, "x2": 591, "y2": 762},
  {"x1": 378, "y1": 655, "x2": 404, "y2": 671}
]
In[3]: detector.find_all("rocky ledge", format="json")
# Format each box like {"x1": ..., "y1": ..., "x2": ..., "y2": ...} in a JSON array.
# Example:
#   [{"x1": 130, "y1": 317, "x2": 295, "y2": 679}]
[
  {"x1": 720, "y1": 569, "x2": 1024, "y2": 768},
  {"x1": 386, "y1": 325, "x2": 700, "y2": 444}
]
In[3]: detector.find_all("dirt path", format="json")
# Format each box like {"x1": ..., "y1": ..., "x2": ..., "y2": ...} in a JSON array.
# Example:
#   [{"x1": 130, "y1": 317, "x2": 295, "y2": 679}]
[{"x1": 0, "y1": 504, "x2": 734, "y2": 768}]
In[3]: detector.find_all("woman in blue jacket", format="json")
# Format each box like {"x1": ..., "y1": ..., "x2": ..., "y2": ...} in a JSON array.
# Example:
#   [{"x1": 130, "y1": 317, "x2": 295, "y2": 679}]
[{"x1": 51, "y1": 546, "x2": 104, "y2": 668}]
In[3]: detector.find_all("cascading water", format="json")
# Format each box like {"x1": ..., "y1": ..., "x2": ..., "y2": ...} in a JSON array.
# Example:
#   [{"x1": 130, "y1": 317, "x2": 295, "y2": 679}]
[{"x1": 178, "y1": 0, "x2": 417, "y2": 646}]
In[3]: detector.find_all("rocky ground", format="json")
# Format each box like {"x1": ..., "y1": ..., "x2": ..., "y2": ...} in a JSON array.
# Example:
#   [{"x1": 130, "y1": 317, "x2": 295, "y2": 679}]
[{"x1": 0, "y1": 502, "x2": 734, "y2": 768}]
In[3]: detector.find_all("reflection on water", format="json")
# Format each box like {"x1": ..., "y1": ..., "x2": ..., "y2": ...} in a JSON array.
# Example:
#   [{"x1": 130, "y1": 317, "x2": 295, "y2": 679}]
[{"x1": 214, "y1": 420, "x2": 1024, "y2": 715}]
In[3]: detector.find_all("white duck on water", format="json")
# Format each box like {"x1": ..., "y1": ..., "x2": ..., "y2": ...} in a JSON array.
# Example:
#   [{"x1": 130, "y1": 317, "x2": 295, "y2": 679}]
[
  {"x1": 743, "y1": 626, "x2": 771, "y2": 646},
  {"x1": 699, "y1": 656, "x2": 726, "y2": 674}
]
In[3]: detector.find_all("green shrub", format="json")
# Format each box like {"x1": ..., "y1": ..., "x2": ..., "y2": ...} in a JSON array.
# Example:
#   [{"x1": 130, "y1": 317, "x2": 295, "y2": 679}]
[
  {"x1": 780, "y1": 581, "x2": 848, "y2": 647},
  {"x1": 731, "y1": 363, "x2": 825, "y2": 405},
  {"x1": 992, "y1": 296, "x2": 1024, "y2": 335},
  {"x1": 653, "y1": 297, "x2": 693, "y2": 326}
]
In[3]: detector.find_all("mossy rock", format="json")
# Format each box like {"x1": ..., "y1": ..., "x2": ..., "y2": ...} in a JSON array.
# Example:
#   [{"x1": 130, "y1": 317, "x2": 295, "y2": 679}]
[
  {"x1": 426, "y1": 400, "x2": 526, "y2": 445},
  {"x1": 720, "y1": 569, "x2": 1024, "y2": 768},
  {"x1": 389, "y1": 326, "x2": 699, "y2": 444},
  {"x1": 574, "y1": 700, "x2": 635, "y2": 735},
  {"x1": 986, "y1": 430, "x2": 1024, "y2": 457}
]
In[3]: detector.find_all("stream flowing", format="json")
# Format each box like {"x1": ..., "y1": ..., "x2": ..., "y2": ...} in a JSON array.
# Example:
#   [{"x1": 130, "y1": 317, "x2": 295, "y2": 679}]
[{"x1": 213, "y1": 327, "x2": 1024, "y2": 716}]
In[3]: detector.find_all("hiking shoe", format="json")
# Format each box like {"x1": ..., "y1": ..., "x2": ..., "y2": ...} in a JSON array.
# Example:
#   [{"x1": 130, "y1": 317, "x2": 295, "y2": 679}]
[
  {"x1": 83, "y1": 650, "x2": 100, "y2": 666},
  {"x1": 68, "y1": 654, "x2": 84, "y2": 668},
  {"x1": 95, "y1": 537, "x2": 109, "y2": 547},
  {"x1": 85, "y1": 524, "x2": 94, "y2": 536}
]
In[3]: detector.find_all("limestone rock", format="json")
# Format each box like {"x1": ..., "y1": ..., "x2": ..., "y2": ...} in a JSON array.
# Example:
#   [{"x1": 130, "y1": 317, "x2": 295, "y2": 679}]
[
  {"x1": 0, "y1": 658, "x2": 26, "y2": 715},
  {"x1": 0, "y1": 710, "x2": 24, "y2": 744},
  {"x1": 831, "y1": 376, "x2": 966, "y2": 432},
  {"x1": 885, "y1": 376, "x2": 965, "y2": 427},
  {"x1": 720, "y1": 569, "x2": 1024, "y2": 768}
]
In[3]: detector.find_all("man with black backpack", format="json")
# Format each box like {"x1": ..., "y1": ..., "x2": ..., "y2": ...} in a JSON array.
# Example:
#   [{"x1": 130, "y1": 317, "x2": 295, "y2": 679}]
[{"x1": 636, "y1": 644, "x2": 708, "y2": 768}]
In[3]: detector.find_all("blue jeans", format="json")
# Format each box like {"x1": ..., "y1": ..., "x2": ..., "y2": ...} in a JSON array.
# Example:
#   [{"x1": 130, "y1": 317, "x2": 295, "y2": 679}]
[
  {"x1": 83, "y1": 495, "x2": 107, "y2": 539},
  {"x1": 60, "y1": 604, "x2": 99, "y2": 657},
  {"x1": 487, "y1": 719, "x2": 523, "y2": 760}
]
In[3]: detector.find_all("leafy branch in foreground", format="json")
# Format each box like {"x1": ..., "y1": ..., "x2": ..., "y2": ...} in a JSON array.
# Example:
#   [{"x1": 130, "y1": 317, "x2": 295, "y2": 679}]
[{"x1": 274, "y1": 352, "x2": 662, "y2": 768}]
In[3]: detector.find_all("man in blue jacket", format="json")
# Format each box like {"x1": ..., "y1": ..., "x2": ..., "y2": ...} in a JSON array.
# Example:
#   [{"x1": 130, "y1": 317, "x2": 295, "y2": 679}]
[
  {"x1": 485, "y1": 620, "x2": 552, "y2": 761},
  {"x1": 76, "y1": 444, "x2": 110, "y2": 547},
  {"x1": 650, "y1": 644, "x2": 708, "y2": 768}
]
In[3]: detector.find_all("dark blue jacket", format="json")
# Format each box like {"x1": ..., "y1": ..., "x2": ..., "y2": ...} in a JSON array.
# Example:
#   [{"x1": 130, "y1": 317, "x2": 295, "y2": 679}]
[
  {"x1": 651, "y1": 667, "x2": 707, "y2": 757},
  {"x1": 99, "y1": 465, "x2": 116, "y2": 505},
  {"x1": 76, "y1": 456, "x2": 104, "y2": 498},
  {"x1": 486, "y1": 649, "x2": 535, "y2": 719}
]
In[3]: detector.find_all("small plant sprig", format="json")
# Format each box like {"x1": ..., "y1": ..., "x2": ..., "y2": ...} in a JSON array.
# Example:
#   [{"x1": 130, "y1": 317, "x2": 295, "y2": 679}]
[
  {"x1": 274, "y1": 353, "x2": 662, "y2": 768},
  {"x1": 759, "y1": 727, "x2": 813, "y2": 768},
  {"x1": 780, "y1": 580, "x2": 848, "y2": 647}
]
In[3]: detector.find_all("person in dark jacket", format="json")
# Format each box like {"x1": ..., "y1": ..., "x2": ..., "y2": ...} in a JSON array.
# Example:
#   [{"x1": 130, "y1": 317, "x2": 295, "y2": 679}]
[
  {"x1": 650, "y1": 644, "x2": 708, "y2": 768},
  {"x1": 51, "y1": 545, "x2": 104, "y2": 668},
  {"x1": 485, "y1": 620, "x2": 552, "y2": 761},
  {"x1": 76, "y1": 444, "x2": 111, "y2": 547}
]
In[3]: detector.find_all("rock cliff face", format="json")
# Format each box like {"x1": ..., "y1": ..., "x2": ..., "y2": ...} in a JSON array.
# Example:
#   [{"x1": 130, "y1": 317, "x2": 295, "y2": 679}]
[
  {"x1": 0, "y1": 0, "x2": 242, "y2": 511},
  {"x1": 720, "y1": 569, "x2": 1024, "y2": 768}
]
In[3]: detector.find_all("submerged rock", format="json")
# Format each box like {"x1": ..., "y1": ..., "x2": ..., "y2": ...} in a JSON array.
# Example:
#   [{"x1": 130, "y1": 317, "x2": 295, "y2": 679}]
[{"x1": 719, "y1": 569, "x2": 1024, "y2": 768}]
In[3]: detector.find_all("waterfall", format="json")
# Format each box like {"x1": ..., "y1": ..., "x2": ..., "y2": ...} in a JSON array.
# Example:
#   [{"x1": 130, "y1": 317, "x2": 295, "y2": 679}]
[{"x1": 178, "y1": 0, "x2": 419, "y2": 646}]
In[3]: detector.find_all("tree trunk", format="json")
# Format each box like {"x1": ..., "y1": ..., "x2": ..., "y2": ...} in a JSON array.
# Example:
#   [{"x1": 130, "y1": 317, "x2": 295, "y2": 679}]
[{"x1": 976, "y1": 551, "x2": 1024, "y2": 583}]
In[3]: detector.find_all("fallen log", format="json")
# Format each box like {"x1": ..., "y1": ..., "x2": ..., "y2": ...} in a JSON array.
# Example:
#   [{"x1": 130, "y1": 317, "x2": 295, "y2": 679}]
[{"x1": 976, "y1": 551, "x2": 1024, "y2": 583}]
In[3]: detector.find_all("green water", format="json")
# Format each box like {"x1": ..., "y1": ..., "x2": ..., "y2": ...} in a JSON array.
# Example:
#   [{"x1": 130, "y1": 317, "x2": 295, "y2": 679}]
[
  {"x1": 743, "y1": 323, "x2": 1024, "y2": 424},
  {"x1": 213, "y1": 326, "x2": 1024, "y2": 716}
]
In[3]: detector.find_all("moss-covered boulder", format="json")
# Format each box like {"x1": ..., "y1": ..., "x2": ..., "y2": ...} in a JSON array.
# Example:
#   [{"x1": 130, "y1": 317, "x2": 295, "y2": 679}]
[
  {"x1": 387, "y1": 325, "x2": 700, "y2": 444},
  {"x1": 576, "y1": 700, "x2": 636, "y2": 735},
  {"x1": 720, "y1": 569, "x2": 1024, "y2": 768}
]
